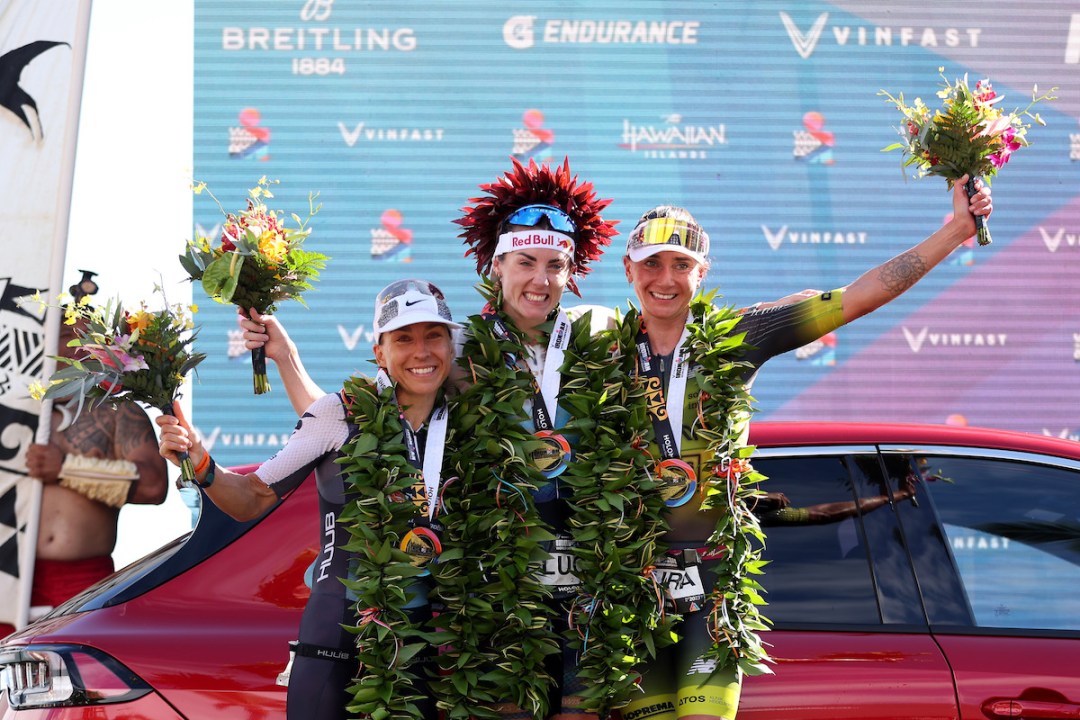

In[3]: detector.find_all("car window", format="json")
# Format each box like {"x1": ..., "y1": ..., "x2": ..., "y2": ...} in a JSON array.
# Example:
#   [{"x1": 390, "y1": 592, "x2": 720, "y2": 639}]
[
  {"x1": 754, "y1": 454, "x2": 885, "y2": 626},
  {"x1": 912, "y1": 455, "x2": 1080, "y2": 631}
]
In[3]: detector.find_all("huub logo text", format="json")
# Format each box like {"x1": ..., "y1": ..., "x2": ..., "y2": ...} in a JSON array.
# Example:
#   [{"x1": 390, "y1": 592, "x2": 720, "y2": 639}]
[
  {"x1": 902, "y1": 327, "x2": 1007, "y2": 353},
  {"x1": 316, "y1": 512, "x2": 336, "y2": 582},
  {"x1": 780, "y1": 11, "x2": 982, "y2": 59}
]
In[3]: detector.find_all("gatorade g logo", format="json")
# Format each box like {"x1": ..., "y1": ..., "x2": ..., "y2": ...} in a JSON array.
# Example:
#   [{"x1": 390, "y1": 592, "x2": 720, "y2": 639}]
[{"x1": 644, "y1": 376, "x2": 667, "y2": 420}]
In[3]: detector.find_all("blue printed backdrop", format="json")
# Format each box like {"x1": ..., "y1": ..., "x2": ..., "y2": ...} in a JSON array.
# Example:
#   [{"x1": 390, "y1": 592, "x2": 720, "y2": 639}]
[{"x1": 193, "y1": 1, "x2": 1080, "y2": 467}]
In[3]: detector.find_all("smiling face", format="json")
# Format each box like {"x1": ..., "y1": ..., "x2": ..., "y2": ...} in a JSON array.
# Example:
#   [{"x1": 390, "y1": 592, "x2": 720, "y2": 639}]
[
  {"x1": 624, "y1": 250, "x2": 708, "y2": 327},
  {"x1": 492, "y1": 245, "x2": 573, "y2": 333},
  {"x1": 373, "y1": 322, "x2": 454, "y2": 408}
]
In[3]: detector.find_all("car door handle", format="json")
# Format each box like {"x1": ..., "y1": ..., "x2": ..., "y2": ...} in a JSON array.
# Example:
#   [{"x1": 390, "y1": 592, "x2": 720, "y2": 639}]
[{"x1": 983, "y1": 698, "x2": 1080, "y2": 718}]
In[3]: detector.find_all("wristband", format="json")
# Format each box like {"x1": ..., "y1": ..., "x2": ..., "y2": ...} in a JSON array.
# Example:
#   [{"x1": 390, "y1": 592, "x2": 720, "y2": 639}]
[
  {"x1": 193, "y1": 451, "x2": 210, "y2": 475},
  {"x1": 195, "y1": 456, "x2": 216, "y2": 489}
]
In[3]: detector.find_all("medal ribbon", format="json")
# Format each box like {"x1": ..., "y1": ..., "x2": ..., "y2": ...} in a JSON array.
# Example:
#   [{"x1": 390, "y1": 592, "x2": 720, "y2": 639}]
[
  {"x1": 376, "y1": 369, "x2": 448, "y2": 521},
  {"x1": 635, "y1": 315, "x2": 693, "y2": 457},
  {"x1": 480, "y1": 306, "x2": 571, "y2": 432}
]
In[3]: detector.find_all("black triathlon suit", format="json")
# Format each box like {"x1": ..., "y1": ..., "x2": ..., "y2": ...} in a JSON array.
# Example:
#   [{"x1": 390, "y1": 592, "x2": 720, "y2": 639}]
[{"x1": 256, "y1": 391, "x2": 437, "y2": 720}]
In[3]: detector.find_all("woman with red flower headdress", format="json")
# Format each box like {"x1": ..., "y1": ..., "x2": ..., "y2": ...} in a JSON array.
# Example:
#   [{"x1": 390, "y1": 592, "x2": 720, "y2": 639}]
[{"x1": 431, "y1": 157, "x2": 651, "y2": 720}]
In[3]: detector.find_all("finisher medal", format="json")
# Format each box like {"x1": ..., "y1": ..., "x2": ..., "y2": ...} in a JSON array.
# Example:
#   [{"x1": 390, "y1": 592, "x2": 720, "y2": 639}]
[
  {"x1": 400, "y1": 526, "x2": 442, "y2": 574},
  {"x1": 530, "y1": 430, "x2": 572, "y2": 478},
  {"x1": 657, "y1": 458, "x2": 697, "y2": 507}
]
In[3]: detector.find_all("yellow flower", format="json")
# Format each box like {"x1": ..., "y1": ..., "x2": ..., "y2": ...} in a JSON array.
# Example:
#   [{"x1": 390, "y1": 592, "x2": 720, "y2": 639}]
[
  {"x1": 258, "y1": 231, "x2": 288, "y2": 263},
  {"x1": 28, "y1": 380, "x2": 47, "y2": 401},
  {"x1": 127, "y1": 310, "x2": 154, "y2": 334}
]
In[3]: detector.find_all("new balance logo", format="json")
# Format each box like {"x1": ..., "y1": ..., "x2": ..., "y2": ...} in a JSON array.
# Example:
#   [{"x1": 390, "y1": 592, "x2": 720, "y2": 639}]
[
  {"x1": 780, "y1": 11, "x2": 828, "y2": 59},
  {"x1": 686, "y1": 656, "x2": 718, "y2": 675}
]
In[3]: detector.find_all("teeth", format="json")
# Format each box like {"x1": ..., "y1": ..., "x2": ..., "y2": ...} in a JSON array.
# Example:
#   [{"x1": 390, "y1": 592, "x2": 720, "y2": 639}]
[
  {"x1": 409, "y1": 366, "x2": 436, "y2": 376},
  {"x1": 651, "y1": 292, "x2": 677, "y2": 300},
  {"x1": 524, "y1": 293, "x2": 548, "y2": 302}
]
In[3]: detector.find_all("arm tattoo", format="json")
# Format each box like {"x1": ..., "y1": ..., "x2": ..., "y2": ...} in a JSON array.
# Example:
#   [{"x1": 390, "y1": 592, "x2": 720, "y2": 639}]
[
  {"x1": 114, "y1": 403, "x2": 157, "y2": 458},
  {"x1": 63, "y1": 411, "x2": 114, "y2": 456},
  {"x1": 877, "y1": 251, "x2": 927, "y2": 295}
]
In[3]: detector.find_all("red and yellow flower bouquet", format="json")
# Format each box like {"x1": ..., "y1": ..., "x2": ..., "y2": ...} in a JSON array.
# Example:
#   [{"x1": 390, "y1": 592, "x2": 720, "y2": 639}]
[{"x1": 181, "y1": 177, "x2": 326, "y2": 394}]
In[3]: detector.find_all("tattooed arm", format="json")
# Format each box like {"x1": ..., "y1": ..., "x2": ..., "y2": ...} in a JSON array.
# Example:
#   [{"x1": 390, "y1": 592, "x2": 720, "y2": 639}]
[
  {"x1": 839, "y1": 175, "x2": 991, "y2": 324},
  {"x1": 112, "y1": 403, "x2": 168, "y2": 505}
]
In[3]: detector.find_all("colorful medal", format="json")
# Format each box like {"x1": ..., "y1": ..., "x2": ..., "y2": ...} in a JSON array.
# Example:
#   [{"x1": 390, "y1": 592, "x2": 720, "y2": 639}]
[
  {"x1": 657, "y1": 458, "x2": 697, "y2": 507},
  {"x1": 400, "y1": 526, "x2": 442, "y2": 573},
  {"x1": 530, "y1": 430, "x2": 572, "y2": 478}
]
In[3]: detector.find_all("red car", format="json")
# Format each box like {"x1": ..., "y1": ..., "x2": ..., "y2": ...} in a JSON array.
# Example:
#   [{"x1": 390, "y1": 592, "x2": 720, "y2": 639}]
[{"x1": 3, "y1": 422, "x2": 1080, "y2": 718}]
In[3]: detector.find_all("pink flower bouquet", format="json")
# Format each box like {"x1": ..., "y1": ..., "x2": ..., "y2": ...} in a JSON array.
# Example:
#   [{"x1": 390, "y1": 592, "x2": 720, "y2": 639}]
[{"x1": 880, "y1": 69, "x2": 1056, "y2": 245}]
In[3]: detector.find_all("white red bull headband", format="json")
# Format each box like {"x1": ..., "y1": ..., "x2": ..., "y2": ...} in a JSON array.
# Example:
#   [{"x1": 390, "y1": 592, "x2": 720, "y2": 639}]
[{"x1": 494, "y1": 203, "x2": 577, "y2": 260}]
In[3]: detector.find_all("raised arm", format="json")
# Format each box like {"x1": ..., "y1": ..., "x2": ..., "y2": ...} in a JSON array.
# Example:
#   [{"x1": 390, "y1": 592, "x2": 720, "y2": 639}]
[
  {"x1": 240, "y1": 308, "x2": 326, "y2": 415},
  {"x1": 840, "y1": 175, "x2": 991, "y2": 324}
]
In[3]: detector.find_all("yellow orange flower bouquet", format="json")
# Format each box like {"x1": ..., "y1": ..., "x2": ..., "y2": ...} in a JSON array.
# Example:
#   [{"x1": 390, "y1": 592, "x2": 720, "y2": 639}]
[
  {"x1": 181, "y1": 177, "x2": 326, "y2": 394},
  {"x1": 32, "y1": 292, "x2": 206, "y2": 483}
]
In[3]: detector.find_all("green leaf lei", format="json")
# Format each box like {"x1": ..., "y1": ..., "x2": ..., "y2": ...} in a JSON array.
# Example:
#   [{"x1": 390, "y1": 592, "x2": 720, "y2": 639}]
[
  {"x1": 337, "y1": 376, "x2": 437, "y2": 720},
  {"x1": 428, "y1": 280, "x2": 560, "y2": 720},
  {"x1": 559, "y1": 306, "x2": 675, "y2": 716},
  {"x1": 678, "y1": 292, "x2": 772, "y2": 678}
]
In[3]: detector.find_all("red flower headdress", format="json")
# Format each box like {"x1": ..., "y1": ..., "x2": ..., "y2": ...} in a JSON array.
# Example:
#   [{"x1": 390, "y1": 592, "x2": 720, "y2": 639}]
[{"x1": 455, "y1": 156, "x2": 617, "y2": 296}]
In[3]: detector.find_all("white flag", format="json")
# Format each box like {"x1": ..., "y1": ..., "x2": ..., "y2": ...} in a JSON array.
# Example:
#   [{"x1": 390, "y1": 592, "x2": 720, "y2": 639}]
[{"x1": 0, "y1": 0, "x2": 91, "y2": 630}]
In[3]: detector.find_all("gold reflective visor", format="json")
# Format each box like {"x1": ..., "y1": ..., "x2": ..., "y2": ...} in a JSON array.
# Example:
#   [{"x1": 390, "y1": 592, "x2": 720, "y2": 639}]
[{"x1": 627, "y1": 217, "x2": 709, "y2": 257}]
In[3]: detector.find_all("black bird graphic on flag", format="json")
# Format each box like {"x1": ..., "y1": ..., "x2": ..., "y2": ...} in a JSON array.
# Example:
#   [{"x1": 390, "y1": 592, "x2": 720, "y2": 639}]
[{"x1": 0, "y1": 40, "x2": 69, "y2": 139}]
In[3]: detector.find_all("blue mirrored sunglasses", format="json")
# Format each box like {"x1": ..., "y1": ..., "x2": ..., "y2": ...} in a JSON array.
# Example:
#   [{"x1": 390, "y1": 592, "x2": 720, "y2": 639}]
[{"x1": 503, "y1": 204, "x2": 577, "y2": 234}]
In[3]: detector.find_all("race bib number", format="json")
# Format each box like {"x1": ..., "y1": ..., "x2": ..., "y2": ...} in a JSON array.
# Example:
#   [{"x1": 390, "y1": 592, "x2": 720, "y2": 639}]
[
  {"x1": 537, "y1": 533, "x2": 581, "y2": 597},
  {"x1": 652, "y1": 549, "x2": 706, "y2": 613}
]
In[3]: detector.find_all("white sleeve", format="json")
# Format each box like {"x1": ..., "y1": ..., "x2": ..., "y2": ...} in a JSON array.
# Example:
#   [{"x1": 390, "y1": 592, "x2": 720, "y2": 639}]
[{"x1": 255, "y1": 392, "x2": 349, "y2": 488}]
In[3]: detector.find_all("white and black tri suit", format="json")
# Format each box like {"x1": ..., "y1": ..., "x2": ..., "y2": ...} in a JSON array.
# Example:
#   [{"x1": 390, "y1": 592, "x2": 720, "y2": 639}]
[{"x1": 256, "y1": 391, "x2": 437, "y2": 720}]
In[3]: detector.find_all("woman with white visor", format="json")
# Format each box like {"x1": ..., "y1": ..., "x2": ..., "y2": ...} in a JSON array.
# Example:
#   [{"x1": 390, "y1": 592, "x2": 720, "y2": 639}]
[{"x1": 157, "y1": 280, "x2": 460, "y2": 720}]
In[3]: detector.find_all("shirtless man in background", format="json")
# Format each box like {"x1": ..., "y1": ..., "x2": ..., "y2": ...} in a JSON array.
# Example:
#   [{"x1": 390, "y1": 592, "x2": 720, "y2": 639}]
[{"x1": 0, "y1": 314, "x2": 167, "y2": 637}]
